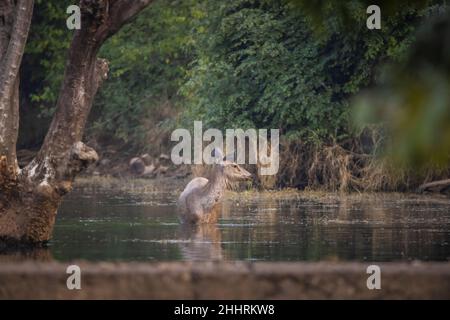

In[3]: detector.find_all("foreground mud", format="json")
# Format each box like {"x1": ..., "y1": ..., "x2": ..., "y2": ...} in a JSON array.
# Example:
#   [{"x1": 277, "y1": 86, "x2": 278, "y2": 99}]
[{"x1": 0, "y1": 261, "x2": 449, "y2": 299}]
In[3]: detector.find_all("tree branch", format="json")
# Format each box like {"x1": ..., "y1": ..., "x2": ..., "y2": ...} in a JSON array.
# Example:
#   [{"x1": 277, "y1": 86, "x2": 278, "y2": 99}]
[
  {"x1": 24, "y1": 0, "x2": 152, "y2": 185},
  {"x1": 94, "y1": 0, "x2": 154, "y2": 44},
  {"x1": 0, "y1": 0, "x2": 33, "y2": 169},
  {"x1": 0, "y1": 0, "x2": 33, "y2": 94}
]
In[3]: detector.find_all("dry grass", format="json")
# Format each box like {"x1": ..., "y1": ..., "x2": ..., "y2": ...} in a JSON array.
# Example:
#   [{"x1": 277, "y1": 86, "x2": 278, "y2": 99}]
[{"x1": 277, "y1": 135, "x2": 449, "y2": 192}]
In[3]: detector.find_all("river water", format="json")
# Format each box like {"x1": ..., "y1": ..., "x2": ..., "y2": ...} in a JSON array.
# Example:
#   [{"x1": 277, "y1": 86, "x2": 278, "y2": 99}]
[{"x1": 47, "y1": 182, "x2": 450, "y2": 262}]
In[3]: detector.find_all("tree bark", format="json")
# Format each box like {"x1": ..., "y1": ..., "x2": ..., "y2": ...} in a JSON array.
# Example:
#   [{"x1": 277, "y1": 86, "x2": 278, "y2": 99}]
[
  {"x1": 0, "y1": 0, "x2": 153, "y2": 243},
  {"x1": 0, "y1": 0, "x2": 33, "y2": 171}
]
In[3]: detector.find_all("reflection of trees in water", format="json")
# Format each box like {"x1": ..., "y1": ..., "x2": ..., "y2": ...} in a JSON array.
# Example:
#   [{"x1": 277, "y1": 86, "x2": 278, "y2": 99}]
[
  {"x1": 0, "y1": 244, "x2": 53, "y2": 262},
  {"x1": 331, "y1": 196, "x2": 449, "y2": 261},
  {"x1": 217, "y1": 194, "x2": 450, "y2": 261},
  {"x1": 220, "y1": 196, "x2": 284, "y2": 260},
  {"x1": 2, "y1": 194, "x2": 446, "y2": 262}
]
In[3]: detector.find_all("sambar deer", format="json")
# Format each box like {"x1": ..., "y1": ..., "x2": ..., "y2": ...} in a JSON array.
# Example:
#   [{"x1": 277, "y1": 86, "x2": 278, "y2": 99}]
[{"x1": 177, "y1": 149, "x2": 252, "y2": 224}]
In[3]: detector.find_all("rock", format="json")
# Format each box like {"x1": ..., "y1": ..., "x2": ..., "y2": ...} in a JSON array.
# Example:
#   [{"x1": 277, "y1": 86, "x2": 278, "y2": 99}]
[
  {"x1": 156, "y1": 165, "x2": 169, "y2": 175},
  {"x1": 129, "y1": 156, "x2": 157, "y2": 176},
  {"x1": 129, "y1": 157, "x2": 145, "y2": 175},
  {"x1": 141, "y1": 153, "x2": 153, "y2": 165},
  {"x1": 142, "y1": 164, "x2": 156, "y2": 176}
]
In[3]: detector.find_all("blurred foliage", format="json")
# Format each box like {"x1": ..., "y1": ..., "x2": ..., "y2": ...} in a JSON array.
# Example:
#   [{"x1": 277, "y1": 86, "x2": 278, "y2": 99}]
[
  {"x1": 354, "y1": 7, "x2": 450, "y2": 170},
  {"x1": 289, "y1": 0, "x2": 432, "y2": 36}
]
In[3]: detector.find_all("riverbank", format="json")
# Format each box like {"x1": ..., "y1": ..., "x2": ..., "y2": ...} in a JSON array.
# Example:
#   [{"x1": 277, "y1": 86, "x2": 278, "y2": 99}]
[
  {"x1": 18, "y1": 147, "x2": 450, "y2": 195},
  {"x1": 73, "y1": 175, "x2": 450, "y2": 201}
]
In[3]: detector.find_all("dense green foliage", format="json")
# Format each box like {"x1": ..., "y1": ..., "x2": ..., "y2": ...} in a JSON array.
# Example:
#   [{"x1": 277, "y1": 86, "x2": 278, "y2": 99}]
[
  {"x1": 181, "y1": 0, "x2": 421, "y2": 142},
  {"x1": 19, "y1": 0, "x2": 449, "y2": 184},
  {"x1": 22, "y1": 0, "x2": 72, "y2": 115},
  {"x1": 90, "y1": 0, "x2": 197, "y2": 146},
  {"x1": 20, "y1": 0, "x2": 196, "y2": 150},
  {"x1": 18, "y1": 0, "x2": 72, "y2": 148},
  {"x1": 22, "y1": 0, "x2": 425, "y2": 146}
]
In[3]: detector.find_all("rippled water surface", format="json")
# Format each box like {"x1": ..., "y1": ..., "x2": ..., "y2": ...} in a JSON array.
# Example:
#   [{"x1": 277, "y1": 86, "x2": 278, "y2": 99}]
[{"x1": 50, "y1": 185, "x2": 450, "y2": 262}]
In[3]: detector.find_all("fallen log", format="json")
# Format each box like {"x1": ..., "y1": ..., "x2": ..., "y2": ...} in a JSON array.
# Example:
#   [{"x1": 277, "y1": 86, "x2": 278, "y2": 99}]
[{"x1": 417, "y1": 179, "x2": 450, "y2": 194}]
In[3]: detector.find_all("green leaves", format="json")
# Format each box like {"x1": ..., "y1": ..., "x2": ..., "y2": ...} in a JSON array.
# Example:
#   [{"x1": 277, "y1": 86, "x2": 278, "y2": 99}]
[
  {"x1": 22, "y1": 0, "x2": 72, "y2": 114},
  {"x1": 90, "y1": 0, "x2": 198, "y2": 147},
  {"x1": 182, "y1": 0, "x2": 411, "y2": 142},
  {"x1": 21, "y1": 0, "x2": 435, "y2": 161}
]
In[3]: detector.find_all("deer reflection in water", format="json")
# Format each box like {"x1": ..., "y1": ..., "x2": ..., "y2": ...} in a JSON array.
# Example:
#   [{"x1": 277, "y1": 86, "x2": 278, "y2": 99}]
[{"x1": 178, "y1": 221, "x2": 224, "y2": 261}]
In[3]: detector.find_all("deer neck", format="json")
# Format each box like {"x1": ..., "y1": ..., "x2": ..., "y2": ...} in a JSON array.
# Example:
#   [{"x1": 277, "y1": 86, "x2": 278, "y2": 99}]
[{"x1": 202, "y1": 165, "x2": 227, "y2": 210}]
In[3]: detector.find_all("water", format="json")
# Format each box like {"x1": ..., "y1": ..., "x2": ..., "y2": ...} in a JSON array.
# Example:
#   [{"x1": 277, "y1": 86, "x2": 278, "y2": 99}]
[{"x1": 47, "y1": 184, "x2": 450, "y2": 262}]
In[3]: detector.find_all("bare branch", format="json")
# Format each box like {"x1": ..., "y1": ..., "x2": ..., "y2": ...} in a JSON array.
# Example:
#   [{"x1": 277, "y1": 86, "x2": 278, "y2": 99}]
[{"x1": 94, "y1": 0, "x2": 154, "y2": 43}]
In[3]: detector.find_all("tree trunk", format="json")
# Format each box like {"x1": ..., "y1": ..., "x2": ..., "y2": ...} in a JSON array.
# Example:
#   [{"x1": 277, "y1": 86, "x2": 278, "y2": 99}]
[{"x1": 0, "y1": 0, "x2": 153, "y2": 243}]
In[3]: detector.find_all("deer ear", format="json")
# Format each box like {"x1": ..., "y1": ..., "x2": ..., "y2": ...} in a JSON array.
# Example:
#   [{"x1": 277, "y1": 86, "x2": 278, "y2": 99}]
[
  {"x1": 212, "y1": 147, "x2": 224, "y2": 164},
  {"x1": 224, "y1": 151, "x2": 235, "y2": 162}
]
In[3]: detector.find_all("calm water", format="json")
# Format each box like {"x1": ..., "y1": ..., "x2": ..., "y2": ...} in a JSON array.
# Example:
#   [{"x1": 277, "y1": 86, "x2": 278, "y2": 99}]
[{"x1": 48, "y1": 187, "x2": 450, "y2": 262}]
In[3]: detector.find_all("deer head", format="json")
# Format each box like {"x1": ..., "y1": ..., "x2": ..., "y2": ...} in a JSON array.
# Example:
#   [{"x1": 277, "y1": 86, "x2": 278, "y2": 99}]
[
  {"x1": 223, "y1": 160, "x2": 252, "y2": 181},
  {"x1": 212, "y1": 148, "x2": 252, "y2": 182}
]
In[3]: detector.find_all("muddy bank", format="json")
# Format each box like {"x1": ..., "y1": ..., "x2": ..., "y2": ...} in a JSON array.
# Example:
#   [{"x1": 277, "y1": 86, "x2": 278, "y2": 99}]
[
  {"x1": 0, "y1": 261, "x2": 449, "y2": 299},
  {"x1": 72, "y1": 175, "x2": 450, "y2": 202}
]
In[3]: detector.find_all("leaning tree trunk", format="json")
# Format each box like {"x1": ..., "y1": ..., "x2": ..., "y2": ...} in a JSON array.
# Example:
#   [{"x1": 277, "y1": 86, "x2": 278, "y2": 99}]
[{"x1": 0, "y1": 0, "x2": 153, "y2": 243}]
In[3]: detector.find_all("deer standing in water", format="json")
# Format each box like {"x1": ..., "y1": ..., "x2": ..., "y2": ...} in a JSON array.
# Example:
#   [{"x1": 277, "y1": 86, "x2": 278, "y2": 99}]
[{"x1": 177, "y1": 149, "x2": 252, "y2": 224}]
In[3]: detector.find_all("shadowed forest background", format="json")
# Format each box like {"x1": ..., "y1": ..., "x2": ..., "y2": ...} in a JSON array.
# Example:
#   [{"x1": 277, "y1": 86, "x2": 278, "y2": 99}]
[{"x1": 18, "y1": 0, "x2": 450, "y2": 192}]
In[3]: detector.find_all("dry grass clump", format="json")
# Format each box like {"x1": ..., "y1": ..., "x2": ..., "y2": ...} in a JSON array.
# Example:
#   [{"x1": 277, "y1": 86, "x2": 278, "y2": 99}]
[{"x1": 277, "y1": 135, "x2": 449, "y2": 192}]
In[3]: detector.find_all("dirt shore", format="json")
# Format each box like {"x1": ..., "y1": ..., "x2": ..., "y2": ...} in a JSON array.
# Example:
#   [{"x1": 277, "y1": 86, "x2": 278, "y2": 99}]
[{"x1": 0, "y1": 261, "x2": 449, "y2": 299}]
